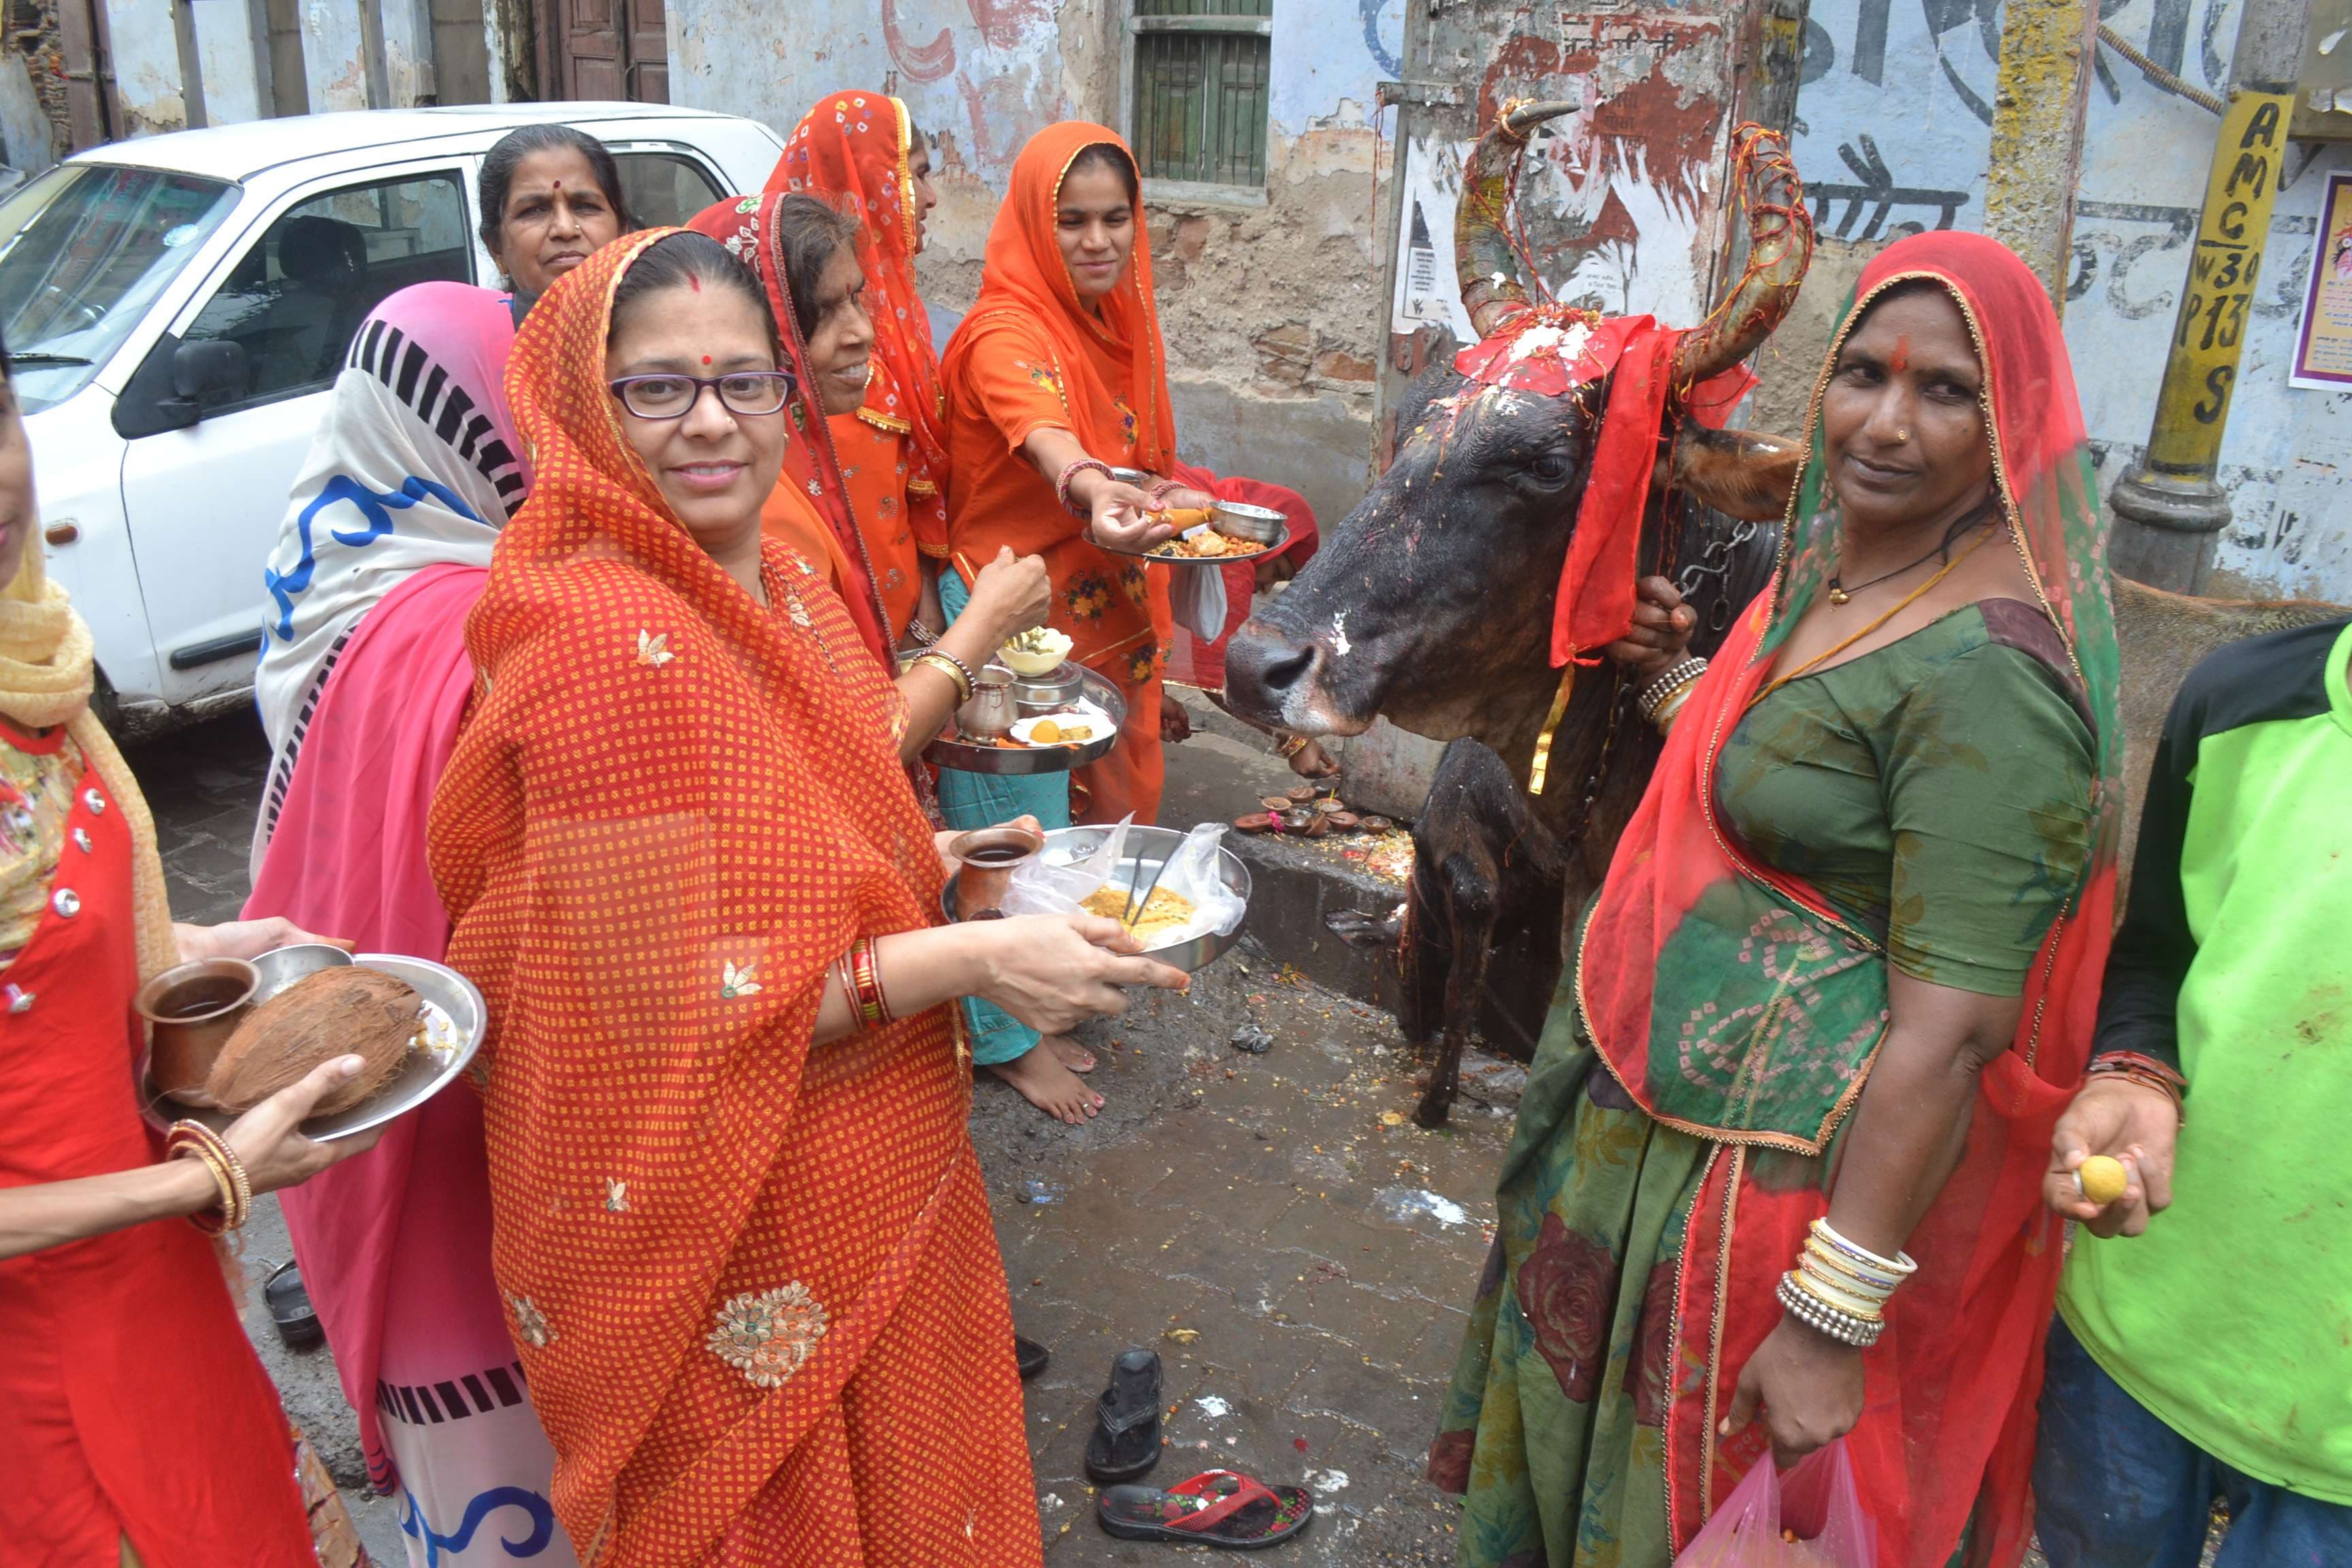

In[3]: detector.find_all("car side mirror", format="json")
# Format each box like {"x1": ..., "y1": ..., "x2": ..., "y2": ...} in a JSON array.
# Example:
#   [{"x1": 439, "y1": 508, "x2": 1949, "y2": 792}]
[{"x1": 169, "y1": 340, "x2": 248, "y2": 413}]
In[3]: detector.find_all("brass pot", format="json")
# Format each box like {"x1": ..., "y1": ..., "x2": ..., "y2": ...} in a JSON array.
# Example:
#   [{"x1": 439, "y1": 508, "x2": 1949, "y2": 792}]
[{"x1": 136, "y1": 958, "x2": 259, "y2": 1108}]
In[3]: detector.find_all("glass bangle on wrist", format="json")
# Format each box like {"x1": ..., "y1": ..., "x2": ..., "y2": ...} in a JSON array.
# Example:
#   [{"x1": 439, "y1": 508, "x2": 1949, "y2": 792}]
[{"x1": 1056, "y1": 457, "x2": 1114, "y2": 520}]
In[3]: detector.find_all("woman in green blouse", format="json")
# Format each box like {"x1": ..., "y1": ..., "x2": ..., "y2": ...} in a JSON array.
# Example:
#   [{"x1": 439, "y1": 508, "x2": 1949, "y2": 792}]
[{"x1": 1429, "y1": 232, "x2": 2123, "y2": 1568}]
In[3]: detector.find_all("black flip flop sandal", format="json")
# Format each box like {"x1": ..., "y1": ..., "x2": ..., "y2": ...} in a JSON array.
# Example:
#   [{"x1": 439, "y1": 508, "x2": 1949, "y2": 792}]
[
  {"x1": 1096, "y1": 1469, "x2": 1315, "y2": 1548},
  {"x1": 1015, "y1": 1334, "x2": 1050, "y2": 1382},
  {"x1": 1083, "y1": 1348, "x2": 1164, "y2": 1483}
]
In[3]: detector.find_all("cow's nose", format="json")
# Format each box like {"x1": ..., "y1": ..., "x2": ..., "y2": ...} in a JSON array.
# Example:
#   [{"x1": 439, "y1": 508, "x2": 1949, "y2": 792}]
[{"x1": 1224, "y1": 619, "x2": 1320, "y2": 725}]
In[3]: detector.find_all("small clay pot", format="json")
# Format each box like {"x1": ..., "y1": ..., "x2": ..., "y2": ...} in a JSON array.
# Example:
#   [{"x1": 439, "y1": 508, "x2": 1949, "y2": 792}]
[
  {"x1": 1259, "y1": 795, "x2": 1293, "y2": 813},
  {"x1": 1313, "y1": 798, "x2": 1343, "y2": 814},
  {"x1": 1233, "y1": 812, "x2": 1277, "y2": 834},
  {"x1": 1326, "y1": 811, "x2": 1361, "y2": 832},
  {"x1": 1286, "y1": 784, "x2": 1316, "y2": 803},
  {"x1": 1279, "y1": 806, "x2": 1316, "y2": 834},
  {"x1": 1357, "y1": 815, "x2": 1395, "y2": 836}
]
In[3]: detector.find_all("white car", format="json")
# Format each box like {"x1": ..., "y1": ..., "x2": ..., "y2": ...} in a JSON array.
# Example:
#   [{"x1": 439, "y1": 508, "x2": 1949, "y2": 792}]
[{"x1": 0, "y1": 102, "x2": 784, "y2": 732}]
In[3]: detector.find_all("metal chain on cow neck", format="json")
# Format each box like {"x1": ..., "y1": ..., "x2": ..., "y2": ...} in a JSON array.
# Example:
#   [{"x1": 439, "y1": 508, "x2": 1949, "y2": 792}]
[
  {"x1": 1674, "y1": 514, "x2": 1765, "y2": 634},
  {"x1": 1567, "y1": 668, "x2": 1631, "y2": 847}
]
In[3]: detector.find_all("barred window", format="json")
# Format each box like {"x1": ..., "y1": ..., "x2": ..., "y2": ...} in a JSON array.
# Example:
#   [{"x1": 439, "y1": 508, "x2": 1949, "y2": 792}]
[{"x1": 1130, "y1": 0, "x2": 1273, "y2": 189}]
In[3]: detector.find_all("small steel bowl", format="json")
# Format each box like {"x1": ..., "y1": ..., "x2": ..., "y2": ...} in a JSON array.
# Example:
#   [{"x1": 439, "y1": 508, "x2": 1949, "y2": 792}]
[
  {"x1": 1211, "y1": 500, "x2": 1286, "y2": 544},
  {"x1": 1110, "y1": 467, "x2": 1158, "y2": 488},
  {"x1": 135, "y1": 958, "x2": 259, "y2": 1107},
  {"x1": 251, "y1": 943, "x2": 353, "y2": 1002},
  {"x1": 1010, "y1": 662, "x2": 1087, "y2": 713}
]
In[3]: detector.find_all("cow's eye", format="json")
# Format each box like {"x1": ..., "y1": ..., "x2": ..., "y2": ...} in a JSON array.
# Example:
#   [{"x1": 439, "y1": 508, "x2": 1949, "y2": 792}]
[{"x1": 1524, "y1": 451, "x2": 1576, "y2": 487}]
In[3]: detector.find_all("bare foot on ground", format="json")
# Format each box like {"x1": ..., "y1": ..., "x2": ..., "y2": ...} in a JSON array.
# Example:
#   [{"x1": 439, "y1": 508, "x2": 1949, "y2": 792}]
[
  {"x1": 985, "y1": 1047, "x2": 1104, "y2": 1124},
  {"x1": 1044, "y1": 1034, "x2": 1096, "y2": 1073}
]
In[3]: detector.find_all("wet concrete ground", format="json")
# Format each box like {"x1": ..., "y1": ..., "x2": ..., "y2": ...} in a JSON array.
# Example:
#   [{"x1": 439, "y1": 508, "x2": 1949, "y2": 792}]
[{"x1": 130, "y1": 710, "x2": 1512, "y2": 1565}]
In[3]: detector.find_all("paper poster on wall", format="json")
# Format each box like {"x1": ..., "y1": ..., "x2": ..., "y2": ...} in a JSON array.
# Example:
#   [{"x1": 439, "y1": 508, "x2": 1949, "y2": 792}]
[
  {"x1": 2291, "y1": 172, "x2": 2352, "y2": 391},
  {"x1": 1390, "y1": 135, "x2": 1477, "y2": 344}
]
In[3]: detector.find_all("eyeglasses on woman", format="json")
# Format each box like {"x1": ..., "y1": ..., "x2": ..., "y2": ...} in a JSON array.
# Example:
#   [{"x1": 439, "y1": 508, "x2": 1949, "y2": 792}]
[{"x1": 608, "y1": 370, "x2": 796, "y2": 420}]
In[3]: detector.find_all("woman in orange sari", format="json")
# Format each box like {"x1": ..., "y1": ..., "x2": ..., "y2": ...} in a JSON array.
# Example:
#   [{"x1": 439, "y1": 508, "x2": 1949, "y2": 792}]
[
  {"x1": 940, "y1": 124, "x2": 1207, "y2": 826},
  {"x1": 428, "y1": 229, "x2": 1184, "y2": 1565},
  {"x1": 766, "y1": 91, "x2": 949, "y2": 642}
]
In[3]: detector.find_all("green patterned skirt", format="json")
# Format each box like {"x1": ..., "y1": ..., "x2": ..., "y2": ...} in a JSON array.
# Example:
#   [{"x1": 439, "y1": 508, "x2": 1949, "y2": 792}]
[{"x1": 1429, "y1": 973, "x2": 1715, "y2": 1568}]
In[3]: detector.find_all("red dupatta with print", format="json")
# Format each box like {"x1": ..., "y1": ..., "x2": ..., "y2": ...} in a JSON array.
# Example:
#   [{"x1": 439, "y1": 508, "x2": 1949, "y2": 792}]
[
  {"x1": 688, "y1": 194, "x2": 896, "y2": 669},
  {"x1": 429, "y1": 232, "x2": 1033, "y2": 1565},
  {"x1": 1578, "y1": 232, "x2": 2123, "y2": 1566},
  {"x1": 767, "y1": 91, "x2": 951, "y2": 559}
]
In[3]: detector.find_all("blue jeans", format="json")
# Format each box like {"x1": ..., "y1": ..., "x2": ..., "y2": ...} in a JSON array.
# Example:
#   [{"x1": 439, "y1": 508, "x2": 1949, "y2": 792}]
[{"x1": 2036, "y1": 1313, "x2": 2352, "y2": 1568}]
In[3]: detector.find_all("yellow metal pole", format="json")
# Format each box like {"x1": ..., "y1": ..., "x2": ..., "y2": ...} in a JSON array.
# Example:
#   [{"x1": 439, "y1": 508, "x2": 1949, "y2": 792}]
[
  {"x1": 1983, "y1": 0, "x2": 2100, "y2": 308},
  {"x1": 2108, "y1": 0, "x2": 2310, "y2": 591}
]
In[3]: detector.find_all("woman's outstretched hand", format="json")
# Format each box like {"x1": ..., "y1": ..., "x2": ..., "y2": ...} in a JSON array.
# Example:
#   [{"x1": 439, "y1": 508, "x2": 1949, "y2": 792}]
[
  {"x1": 1722, "y1": 1316, "x2": 1865, "y2": 1467},
  {"x1": 222, "y1": 1056, "x2": 385, "y2": 1195},
  {"x1": 1602, "y1": 575, "x2": 1698, "y2": 683},
  {"x1": 970, "y1": 911, "x2": 1188, "y2": 1034},
  {"x1": 1085, "y1": 479, "x2": 1173, "y2": 553}
]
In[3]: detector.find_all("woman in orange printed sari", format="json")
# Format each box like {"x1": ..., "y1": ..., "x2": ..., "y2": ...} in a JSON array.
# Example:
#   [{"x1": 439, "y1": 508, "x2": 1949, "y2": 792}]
[
  {"x1": 766, "y1": 90, "x2": 949, "y2": 640},
  {"x1": 428, "y1": 229, "x2": 1183, "y2": 1565},
  {"x1": 940, "y1": 123, "x2": 1207, "y2": 826}
]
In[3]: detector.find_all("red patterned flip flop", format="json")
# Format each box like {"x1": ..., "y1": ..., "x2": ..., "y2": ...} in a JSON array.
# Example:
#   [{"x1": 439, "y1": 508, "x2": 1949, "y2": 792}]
[{"x1": 1096, "y1": 1468, "x2": 1315, "y2": 1548}]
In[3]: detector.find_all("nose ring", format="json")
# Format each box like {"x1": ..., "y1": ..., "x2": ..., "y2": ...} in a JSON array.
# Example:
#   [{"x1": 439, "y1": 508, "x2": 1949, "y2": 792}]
[{"x1": 1893, "y1": 427, "x2": 1910, "y2": 444}]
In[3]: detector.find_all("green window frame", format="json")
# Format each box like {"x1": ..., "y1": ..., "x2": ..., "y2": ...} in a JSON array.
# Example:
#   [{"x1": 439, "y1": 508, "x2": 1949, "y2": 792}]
[{"x1": 1129, "y1": 0, "x2": 1273, "y2": 190}]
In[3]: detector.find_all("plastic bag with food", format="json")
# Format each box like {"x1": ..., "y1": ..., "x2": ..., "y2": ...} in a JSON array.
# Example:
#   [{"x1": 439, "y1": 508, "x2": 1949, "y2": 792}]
[
  {"x1": 1670, "y1": 1441, "x2": 1874, "y2": 1568},
  {"x1": 1000, "y1": 818, "x2": 1245, "y2": 951}
]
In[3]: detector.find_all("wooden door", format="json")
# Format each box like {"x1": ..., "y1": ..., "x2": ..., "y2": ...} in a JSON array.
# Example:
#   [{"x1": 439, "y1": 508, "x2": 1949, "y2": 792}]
[
  {"x1": 549, "y1": 0, "x2": 664, "y2": 102},
  {"x1": 561, "y1": 0, "x2": 624, "y2": 99},
  {"x1": 626, "y1": 0, "x2": 668, "y2": 102}
]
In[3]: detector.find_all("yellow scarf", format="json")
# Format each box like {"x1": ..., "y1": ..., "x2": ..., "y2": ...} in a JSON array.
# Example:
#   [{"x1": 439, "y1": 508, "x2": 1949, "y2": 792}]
[{"x1": 0, "y1": 540, "x2": 178, "y2": 979}]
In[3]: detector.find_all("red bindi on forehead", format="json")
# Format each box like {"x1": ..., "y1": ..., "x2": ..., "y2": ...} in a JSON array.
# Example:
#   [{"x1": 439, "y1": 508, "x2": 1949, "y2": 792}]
[
  {"x1": 1891, "y1": 336, "x2": 1912, "y2": 374},
  {"x1": 701, "y1": 355, "x2": 712, "y2": 365}
]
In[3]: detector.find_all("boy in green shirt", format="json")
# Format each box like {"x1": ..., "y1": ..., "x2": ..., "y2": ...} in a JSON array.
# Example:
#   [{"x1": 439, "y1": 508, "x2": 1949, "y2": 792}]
[{"x1": 2035, "y1": 616, "x2": 2352, "y2": 1567}]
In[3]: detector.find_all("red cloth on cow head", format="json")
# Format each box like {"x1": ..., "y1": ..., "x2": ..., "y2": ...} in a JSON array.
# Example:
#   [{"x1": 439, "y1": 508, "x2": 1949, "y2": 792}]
[{"x1": 1453, "y1": 304, "x2": 1757, "y2": 668}]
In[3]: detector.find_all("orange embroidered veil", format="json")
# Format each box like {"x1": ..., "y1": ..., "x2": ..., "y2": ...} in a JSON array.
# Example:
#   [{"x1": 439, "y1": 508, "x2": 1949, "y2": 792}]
[{"x1": 768, "y1": 91, "x2": 951, "y2": 557}]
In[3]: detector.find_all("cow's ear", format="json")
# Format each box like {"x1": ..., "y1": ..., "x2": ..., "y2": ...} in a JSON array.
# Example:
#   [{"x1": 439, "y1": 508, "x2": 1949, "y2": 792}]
[{"x1": 1655, "y1": 423, "x2": 1803, "y2": 522}]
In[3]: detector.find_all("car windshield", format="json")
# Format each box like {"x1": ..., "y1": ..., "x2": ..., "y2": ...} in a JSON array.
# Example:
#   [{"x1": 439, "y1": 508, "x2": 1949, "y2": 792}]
[{"x1": 0, "y1": 163, "x2": 240, "y2": 413}]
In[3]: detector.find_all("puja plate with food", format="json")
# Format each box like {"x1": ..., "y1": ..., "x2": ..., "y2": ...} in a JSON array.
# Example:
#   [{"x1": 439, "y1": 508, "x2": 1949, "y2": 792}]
[
  {"x1": 141, "y1": 951, "x2": 484, "y2": 1143},
  {"x1": 1095, "y1": 505, "x2": 1291, "y2": 566},
  {"x1": 924, "y1": 666, "x2": 1128, "y2": 776},
  {"x1": 1040, "y1": 823, "x2": 1251, "y2": 973}
]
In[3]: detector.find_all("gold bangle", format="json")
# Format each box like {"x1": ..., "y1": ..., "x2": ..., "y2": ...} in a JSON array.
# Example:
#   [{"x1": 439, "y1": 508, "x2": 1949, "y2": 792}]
[
  {"x1": 167, "y1": 1121, "x2": 250, "y2": 1232},
  {"x1": 1650, "y1": 685, "x2": 1693, "y2": 734},
  {"x1": 911, "y1": 651, "x2": 975, "y2": 704}
]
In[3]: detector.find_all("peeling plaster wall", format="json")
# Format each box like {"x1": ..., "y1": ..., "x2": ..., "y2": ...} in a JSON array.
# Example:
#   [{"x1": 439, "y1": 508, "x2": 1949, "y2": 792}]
[
  {"x1": 104, "y1": 0, "x2": 189, "y2": 133},
  {"x1": 1771, "y1": 0, "x2": 2352, "y2": 601},
  {"x1": 668, "y1": 0, "x2": 1403, "y2": 527}
]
